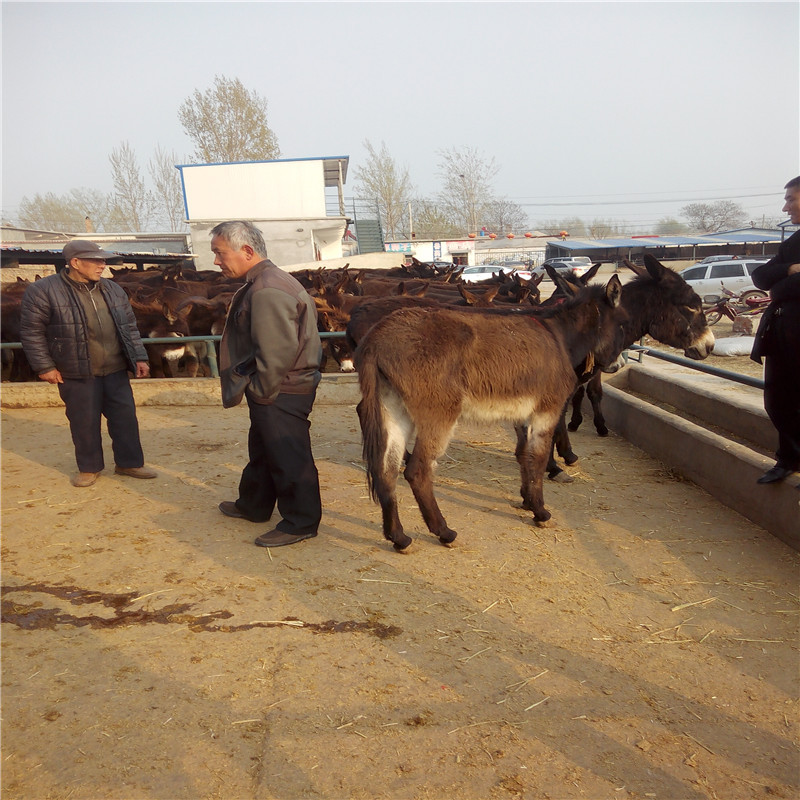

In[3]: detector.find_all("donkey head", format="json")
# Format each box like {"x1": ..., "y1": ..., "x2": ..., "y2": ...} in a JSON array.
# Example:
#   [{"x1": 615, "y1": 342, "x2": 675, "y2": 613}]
[{"x1": 622, "y1": 254, "x2": 715, "y2": 359}]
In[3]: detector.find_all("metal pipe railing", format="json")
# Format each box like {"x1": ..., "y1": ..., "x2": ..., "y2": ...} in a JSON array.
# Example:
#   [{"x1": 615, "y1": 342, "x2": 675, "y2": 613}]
[
  {"x1": 0, "y1": 332, "x2": 348, "y2": 382},
  {"x1": 1, "y1": 334, "x2": 764, "y2": 391},
  {"x1": 627, "y1": 344, "x2": 764, "y2": 390}
]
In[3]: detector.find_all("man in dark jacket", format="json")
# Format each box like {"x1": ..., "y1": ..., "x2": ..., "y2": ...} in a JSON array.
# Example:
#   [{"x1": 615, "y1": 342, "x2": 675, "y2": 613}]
[
  {"x1": 750, "y1": 176, "x2": 800, "y2": 484},
  {"x1": 20, "y1": 240, "x2": 157, "y2": 487},
  {"x1": 213, "y1": 221, "x2": 323, "y2": 548}
]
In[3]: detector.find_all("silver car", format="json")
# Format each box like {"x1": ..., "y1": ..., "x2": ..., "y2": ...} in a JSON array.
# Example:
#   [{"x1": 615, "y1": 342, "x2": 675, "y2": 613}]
[
  {"x1": 679, "y1": 258, "x2": 768, "y2": 298},
  {"x1": 533, "y1": 256, "x2": 594, "y2": 280}
]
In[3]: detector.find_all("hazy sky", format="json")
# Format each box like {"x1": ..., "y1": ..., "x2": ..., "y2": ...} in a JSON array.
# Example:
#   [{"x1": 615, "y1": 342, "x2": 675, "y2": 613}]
[{"x1": 2, "y1": 1, "x2": 798, "y2": 232}]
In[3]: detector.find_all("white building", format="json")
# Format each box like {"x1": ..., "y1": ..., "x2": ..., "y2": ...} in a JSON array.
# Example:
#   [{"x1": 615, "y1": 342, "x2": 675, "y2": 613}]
[
  {"x1": 384, "y1": 233, "x2": 555, "y2": 267},
  {"x1": 178, "y1": 156, "x2": 350, "y2": 269}
]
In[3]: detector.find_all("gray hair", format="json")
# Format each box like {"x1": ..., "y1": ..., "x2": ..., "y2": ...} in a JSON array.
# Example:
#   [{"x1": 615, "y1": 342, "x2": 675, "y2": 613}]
[{"x1": 210, "y1": 221, "x2": 268, "y2": 258}]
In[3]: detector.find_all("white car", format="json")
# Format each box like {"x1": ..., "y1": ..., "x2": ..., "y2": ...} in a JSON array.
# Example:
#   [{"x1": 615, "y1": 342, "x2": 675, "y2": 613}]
[
  {"x1": 533, "y1": 256, "x2": 594, "y2": 280},
  {"x1": 460, "y1": 264, "x2": 532, "y2": 283},
  {"x1": 678, "y1": 258, "x2": 768, "y2": 298}
]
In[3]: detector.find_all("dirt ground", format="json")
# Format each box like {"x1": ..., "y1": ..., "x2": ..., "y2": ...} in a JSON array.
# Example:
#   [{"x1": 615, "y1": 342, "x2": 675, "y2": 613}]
[{"x1": 2, "y1": 323, "x2": 799, "y2": 800}]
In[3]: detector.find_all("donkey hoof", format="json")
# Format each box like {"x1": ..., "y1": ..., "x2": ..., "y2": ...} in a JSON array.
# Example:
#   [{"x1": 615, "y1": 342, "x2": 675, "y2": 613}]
[
  {"x1": 533, "y1": 510, "x2": 552, "y2": 525},
  {"x1": 392, "y1": 534, "x2": 413, "y2": 552},
  {"x1": 564, "y1": 453, "x2": 579, "y2": 466},
  {"x1": 567, "y1": 422, "x2": 580, "y2": 432},
  {"x1": 438, "y1": 529, "x2": 458, "y2": 546},
  {"x1": 551, "y1": 471, "x2": 574, "y2": 484},
  {"x1": 597, "y1": 427, "x2": 609, "y2": 437}
]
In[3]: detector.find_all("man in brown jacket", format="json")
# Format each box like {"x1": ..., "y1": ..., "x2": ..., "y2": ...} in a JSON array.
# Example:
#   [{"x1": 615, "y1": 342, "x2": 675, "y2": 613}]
[{"x1": 213, "y1": 221, "x2": 323, "y2": 547}]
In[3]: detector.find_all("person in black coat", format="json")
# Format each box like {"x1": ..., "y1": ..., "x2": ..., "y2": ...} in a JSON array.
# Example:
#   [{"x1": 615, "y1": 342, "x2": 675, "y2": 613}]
[
  {"x1": 750, "y1": 176, "x2": 800, "y2": 484},
  {"x1": 20, "y1": 240, "x2": 157, "y2": 488}
]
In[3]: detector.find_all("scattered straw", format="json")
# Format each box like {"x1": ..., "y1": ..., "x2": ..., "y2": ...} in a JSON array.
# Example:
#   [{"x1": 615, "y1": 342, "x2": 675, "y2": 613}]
[
  {"x1": 459, "y1": 647, "x2": 492, "y2": 663},
  {"x1": 524, "y1": 696, "x2": 551, "y2": 711},
  {"x1": 247, "y1": 620, "x2": 304, "y2": 627},
  {"x1": 448, "y1": 720, "x2": 493, "y2": 734},
  {"x1": 671, "y1": 597, "x2": 717, "y2": 612},
  {"x1": 505, "y1": 670, "x2": 549, "y2": 692},
  {"x1": 684, "y1": 731, "x2": 715, "y2": 755},
  {"x1": 130, "y1": 589, "x2": 174, "y2": 603}
]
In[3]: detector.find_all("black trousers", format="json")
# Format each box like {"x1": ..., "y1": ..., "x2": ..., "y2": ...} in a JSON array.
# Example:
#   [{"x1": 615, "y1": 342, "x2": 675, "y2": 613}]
[
  {"x1": 58, "y1": 371, "x2": 145, "y2": 473},
  {"x1": 236, "y1": 391, "x2": 321, "y2": 536},
  {"x1": 763, "y1": 315, "x2": 800, "y2": 470}
]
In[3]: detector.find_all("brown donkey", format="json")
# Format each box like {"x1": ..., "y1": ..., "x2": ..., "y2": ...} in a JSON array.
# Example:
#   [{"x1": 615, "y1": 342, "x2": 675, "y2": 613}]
[
  {"x1": 564, "y1": 254, "x2": 716, "y2": 443},
  {"x1": 354, "y1": 276, "x2": 627, "y2": 551}
]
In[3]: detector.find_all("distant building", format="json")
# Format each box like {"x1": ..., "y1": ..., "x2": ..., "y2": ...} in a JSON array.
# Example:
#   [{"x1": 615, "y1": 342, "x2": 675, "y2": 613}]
[
  {"x1": 178, "y1": 156, "x2": 366, "y2": 269},
  {"x1": 0, "y1": 225, "x2": 191, "y2": 280}
]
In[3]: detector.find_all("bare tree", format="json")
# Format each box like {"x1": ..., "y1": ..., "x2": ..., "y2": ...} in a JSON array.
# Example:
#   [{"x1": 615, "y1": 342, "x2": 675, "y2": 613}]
[
  {"x1": 436, "y1": 146, "x2": 499, "y2": 235},
  {"x1": 409, "y1": 198, "x2": 462, "y2": 240},
  {"x1": 109, "y1": 141, "x2": 155, "y2": 231},
  {"x1": 656, "y1": 217, "x2": 688, "y2": 235},
  {"x1": 149, "y1": 146, "x2": 187, "y2": 231},
  {"x1": 483, "y1": 198, "x2": 529, "y2": 235},
  {"x1": 353, "y1": 140, "x2": 413, "y2": 240},
  {"x1": 681, "y1": 201, "x2": 747, "y2": 233},
  {"x1": 535, "y1": 217, "x2": 588, "y2": 238},
  {"x1": 18, "y1": 189, "x2": 114, "y2": 233},
  {"x1": 588, "y1": 218, "x2": 634, "y2": 238},
  {"x1": 178, "y1": 75, "x2": 280, "y2": 163}
]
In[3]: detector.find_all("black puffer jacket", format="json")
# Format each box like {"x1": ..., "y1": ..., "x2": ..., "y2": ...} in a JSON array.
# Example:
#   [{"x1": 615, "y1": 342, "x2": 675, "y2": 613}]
[{"x1": 20, "y1": 271, "x2": 148, "y2": 378}]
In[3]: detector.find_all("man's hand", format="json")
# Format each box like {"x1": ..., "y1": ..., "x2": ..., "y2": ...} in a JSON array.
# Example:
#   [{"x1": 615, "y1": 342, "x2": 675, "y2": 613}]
[
  {"x1": 788, "y1": 263, "x2": 800, "y2": 275},
  {"x1": 39, "y1": 369, "x2": 63, "y2": 384},
  {"x1": 135, "y1": 362, "x2": 150, "y2": 378}
]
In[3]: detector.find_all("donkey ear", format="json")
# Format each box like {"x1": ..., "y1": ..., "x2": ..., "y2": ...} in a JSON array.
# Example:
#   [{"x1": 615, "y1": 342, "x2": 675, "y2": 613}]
[
  {"x1": 621, "y1": 257, "x2": 647, "y2": 277},
  {"x1": 643, "y1": 253, "x2": 668, "y2": 281},
  {"x1": 605, "y1": 274, "x2": 623, "y2": 307},
  {"x1": 458, "y1": 283, "x2": 479, "y2": 305},
  {"x1": 582, "y1": 262, "x2": 603, "y2": 283}
]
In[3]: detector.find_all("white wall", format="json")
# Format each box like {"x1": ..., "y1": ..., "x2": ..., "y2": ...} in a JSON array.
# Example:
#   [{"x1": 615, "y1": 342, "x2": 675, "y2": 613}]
[
  {"x1": 181, "y1": 161, "x2": 326, "y2": 220},
  {"x1": 191, "y1": 218, "x2": 346, "y2": 270}
]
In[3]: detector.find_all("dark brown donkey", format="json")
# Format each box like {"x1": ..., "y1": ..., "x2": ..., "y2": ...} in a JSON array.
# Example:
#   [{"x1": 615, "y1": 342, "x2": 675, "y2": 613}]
[
  {"x1": 354, "y1": 277, "x2": 628, "y2": 551},
  {"x1": 561, "y1": 254, "x2": 715, "y2": 458}
]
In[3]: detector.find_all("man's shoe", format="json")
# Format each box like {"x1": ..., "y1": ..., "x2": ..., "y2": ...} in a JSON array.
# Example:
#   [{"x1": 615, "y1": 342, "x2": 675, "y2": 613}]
[
  {"x1": 218, "y1": 501, "x2": 265, "y2": 523},
  {"x1": 756, "y1": 465, "x2": 794, "y2": 484},
  {"x1": 115, "y1": 466, "x2": 157, "y2": 479},
  {"x1": 71, "y1": 472, "x2": 99, "y2": 488},
  {"x1": 254, "y1": 529, "x2": 317, "y2": 548}
]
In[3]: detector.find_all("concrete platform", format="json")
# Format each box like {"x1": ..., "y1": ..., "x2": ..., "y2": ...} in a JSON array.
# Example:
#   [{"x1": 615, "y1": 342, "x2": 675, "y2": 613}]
[
  {"x1": 602, "y1": 363, "x2": 799, "y2": 550},
  {"x1": 3, "y1": 366, "x2": 797, "y2": 549},
  {"x1": 0, "y1": 373, "x2": 361, "y2": 409}
]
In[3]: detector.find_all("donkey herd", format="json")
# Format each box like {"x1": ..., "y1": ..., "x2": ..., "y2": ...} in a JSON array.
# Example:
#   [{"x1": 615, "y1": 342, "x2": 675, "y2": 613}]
[{"x1": 1, "y1": 254, "x2": 715, "y2": 550}]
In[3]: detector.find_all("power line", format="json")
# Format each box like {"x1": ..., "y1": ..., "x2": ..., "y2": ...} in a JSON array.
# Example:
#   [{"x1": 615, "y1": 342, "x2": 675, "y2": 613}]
[{"x1": 515, "y1": 192, "x2": 778, "y2": 208}]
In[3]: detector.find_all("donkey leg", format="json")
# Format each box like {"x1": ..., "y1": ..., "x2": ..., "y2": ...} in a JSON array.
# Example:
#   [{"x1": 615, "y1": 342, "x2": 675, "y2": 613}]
[
  {"x1": 553, "y1": 413, "x2": 578, "y2": 466},
  {"x1": 516, "y1": 419, "x2": 556, "y2": 523},
  {"x1": 586, "y1": 373, "x2": 608, "y2": 436},
  {"x1": 356, "y1": 398, "x2": 412, "y2": 551},
  {"x1": 403, "y1": 430, "x2": 458, "y2": 546},
  {"x1": 567, "y1": 386, "x2": 585, "y2": 432}
]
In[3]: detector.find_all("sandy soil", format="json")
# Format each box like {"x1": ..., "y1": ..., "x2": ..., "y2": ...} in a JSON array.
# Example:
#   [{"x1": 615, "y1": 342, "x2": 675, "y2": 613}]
[{"x1": 1, "y1": 329, "x2": 798, "y2": 800}]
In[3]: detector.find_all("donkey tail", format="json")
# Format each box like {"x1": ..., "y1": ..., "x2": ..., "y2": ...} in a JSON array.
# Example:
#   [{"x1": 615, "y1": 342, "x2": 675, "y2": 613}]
[{"x1": 354, "y1": 338, "x2": 388, "y2": 502}]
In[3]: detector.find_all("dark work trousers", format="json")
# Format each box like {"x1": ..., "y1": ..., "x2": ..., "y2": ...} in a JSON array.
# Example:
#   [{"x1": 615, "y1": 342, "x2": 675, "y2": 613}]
[
  {"x1": 763, "y1": 314, "x2": 800, "y2": 470},
  {"x1": 236, "y1": 391, "x2": 321, "y2": 536},
  {"x1": 58, "y1": 370, "x2": 145, "y2": 473}
]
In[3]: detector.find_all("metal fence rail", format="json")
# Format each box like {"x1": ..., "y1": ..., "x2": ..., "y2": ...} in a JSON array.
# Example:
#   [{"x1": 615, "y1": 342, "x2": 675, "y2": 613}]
[
  {"x1": 626, "y1": 344, "x2": 764, "y2": 390},
  {"x1": 0, "y1": 332, "x2": 346, "y2": 381},
  {"x1": 2, "y1": 335, "x2": 763, "y2": 391}
]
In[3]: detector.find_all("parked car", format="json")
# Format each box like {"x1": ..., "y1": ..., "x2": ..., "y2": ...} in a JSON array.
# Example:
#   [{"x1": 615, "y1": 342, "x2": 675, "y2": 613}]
[
  {"x1": 679, "y1": 258, "x2": 769, "y2": 298},
  {"x1": 460, "y1": 264, "x2": 532, "y2": 283},
  {"x1": 533, "y1": 256, "x2": 594, "y2": 279},
  {"x1": 696, "y1": 254, "x2": 740, "y2": 265}
]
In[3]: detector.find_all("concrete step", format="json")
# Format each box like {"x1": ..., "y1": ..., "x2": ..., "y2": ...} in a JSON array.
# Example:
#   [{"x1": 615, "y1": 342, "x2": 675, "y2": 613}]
[{"x1": 601, "y1": 363, "x2": 799, "y2": 550}]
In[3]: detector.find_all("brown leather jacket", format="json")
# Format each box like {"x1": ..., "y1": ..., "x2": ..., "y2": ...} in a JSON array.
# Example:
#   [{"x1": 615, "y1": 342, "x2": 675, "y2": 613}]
[{"x1": 219, "y1": 260, "x2": 322, "y2": 408}]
